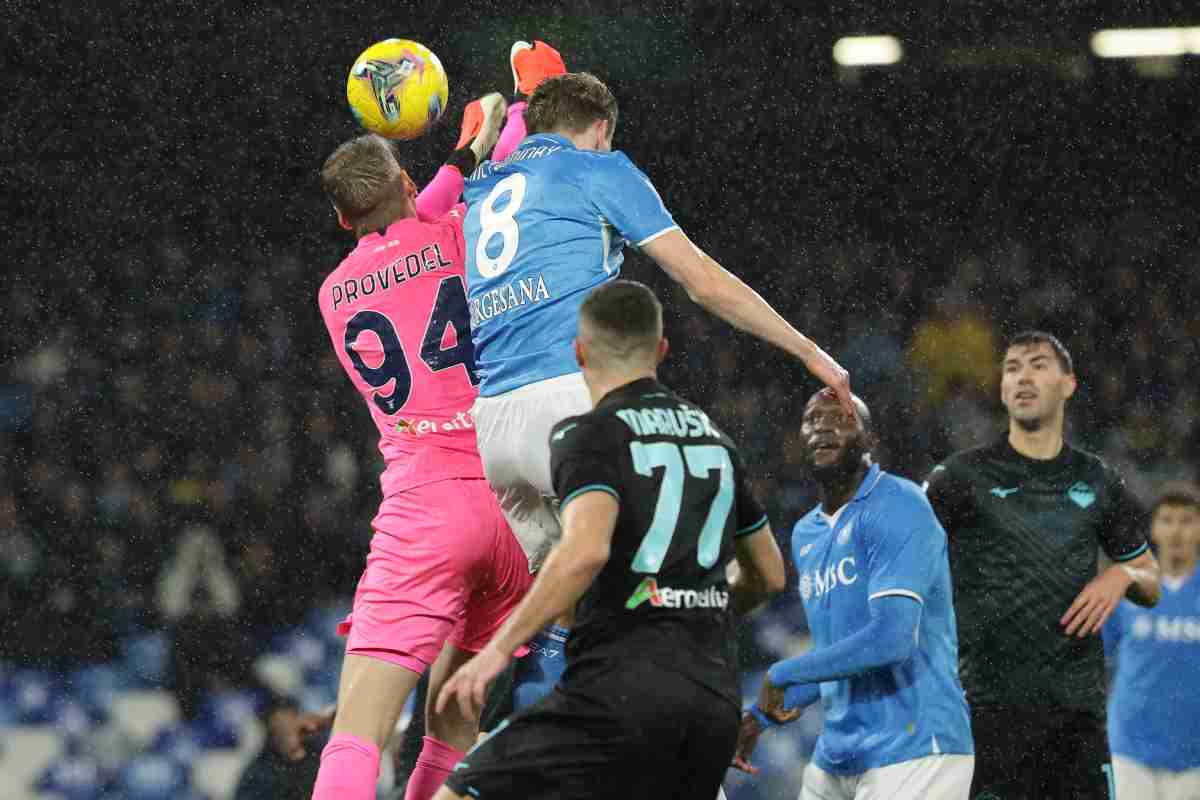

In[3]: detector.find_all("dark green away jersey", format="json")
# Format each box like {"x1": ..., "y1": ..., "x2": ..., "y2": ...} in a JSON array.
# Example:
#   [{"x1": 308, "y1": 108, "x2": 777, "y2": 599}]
[
  {"x1": 924, "y1": 438, "x2": 1149, "y2": 713},
  {"x1": 548, "y1": 377, "x2": 768, "y2": 709}
]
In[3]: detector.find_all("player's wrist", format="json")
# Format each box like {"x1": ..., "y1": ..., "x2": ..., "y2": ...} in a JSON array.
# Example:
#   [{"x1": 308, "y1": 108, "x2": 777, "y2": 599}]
[
  {"x1": 445, "y1": 147, "x2": 476, "y2": 176},
  {"x1": 747, "y1": 704, "x2": 775, "y2": 730},
  {"x1": 1107, "y1": 562, "x2": 1135, "y2": 585}
]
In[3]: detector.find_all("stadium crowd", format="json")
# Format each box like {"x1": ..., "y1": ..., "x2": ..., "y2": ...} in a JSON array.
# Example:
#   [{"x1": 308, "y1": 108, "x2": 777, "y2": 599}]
[{"x1": 3, "y1": 2, "x2": 1199, "y2": 797}]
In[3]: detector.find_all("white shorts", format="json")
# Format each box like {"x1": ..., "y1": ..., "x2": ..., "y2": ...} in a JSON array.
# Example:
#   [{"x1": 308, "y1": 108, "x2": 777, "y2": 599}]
[
  {"x1": 1113, "y1": 755, "x2": 1200, "y2": 800},
  {"x1": 470, "y1": 372, "x2": 592, "y2": 571},
  {"x1": 800, "y1": 754, "x2": 974, "y2": 800}
]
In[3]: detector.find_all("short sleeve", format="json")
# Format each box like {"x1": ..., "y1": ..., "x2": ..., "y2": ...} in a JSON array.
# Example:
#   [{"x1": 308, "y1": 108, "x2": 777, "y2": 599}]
[
  {"x1": 550, "y1": 416, "x2": 625, "y2": 510},
  {"x1": 865, "y1": 490, "x2": 947, "y2": 605},
  {"x1": 588, "y1": 152, "x2": 678, "y2": 246},
  {"x1": 922, "y1": 459, "x2": 971, "y2": 536},
  {"x1": 1099, "y1": 470, "x2": 1150, "y2": 563},
  {"x1": 732, "y1": 450, "x2": 768, "y2": 538}
]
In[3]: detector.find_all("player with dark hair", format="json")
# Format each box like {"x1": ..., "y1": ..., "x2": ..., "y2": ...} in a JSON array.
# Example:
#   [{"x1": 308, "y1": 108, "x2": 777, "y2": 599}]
[
  {"x1": 923, "y1": 330, "x2": 1161, "y2": 799},
  {"x1": 736, "y1": 389, "x2": 974, "y2": 799},
  {"x1": 462, "y1": 66, "x2": 852, "y2": 590},
  {"x1": 432, "y1": 280, "x2": 787, "y2": 800},
  {"x1": 310, "y1": 99, "x2": 542, "y2": 800},
  {"x1": 1103, "y1": 484, "x2": 1200, "y2": 799}
]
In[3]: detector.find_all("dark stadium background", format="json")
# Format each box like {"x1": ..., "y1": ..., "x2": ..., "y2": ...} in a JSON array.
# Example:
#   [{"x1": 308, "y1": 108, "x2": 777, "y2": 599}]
[{"x1": 2, "y1": 1, "x2": 1198, "y2": 797}]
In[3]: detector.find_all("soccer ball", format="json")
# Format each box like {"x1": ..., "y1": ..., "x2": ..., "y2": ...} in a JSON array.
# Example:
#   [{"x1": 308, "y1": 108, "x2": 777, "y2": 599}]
[{"x1": 346, "y1": 39, "x2": 449, "y2": 140}]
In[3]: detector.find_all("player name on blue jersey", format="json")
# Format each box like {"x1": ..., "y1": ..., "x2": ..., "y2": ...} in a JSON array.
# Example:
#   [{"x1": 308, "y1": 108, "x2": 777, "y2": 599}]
[
  {"x1": 463, "y1": 134, "x2": 677, "y2": 397},
  {"x1": 791, "y1": 464, "x2": 973, "y2": 775}
]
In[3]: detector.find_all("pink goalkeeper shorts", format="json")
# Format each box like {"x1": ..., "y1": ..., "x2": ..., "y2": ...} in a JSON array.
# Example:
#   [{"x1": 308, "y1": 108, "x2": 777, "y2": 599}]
[{"x1": 337, "y1": 478, "x2": 533, "y2": 673}]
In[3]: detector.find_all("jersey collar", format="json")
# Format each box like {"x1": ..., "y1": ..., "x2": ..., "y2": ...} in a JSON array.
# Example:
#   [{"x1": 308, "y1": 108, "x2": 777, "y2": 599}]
[
  {"x1": 815, "y1": 463, "x2": 883, "y2": 521},
  {"x1": 521, "y1": 133, "x2": 575, "y2": 150},
  {"x1": 851, "y1": 462, "x2": 884, "y2": 504},
  {"x1": 596, "y1": 377, "x2": 662, "y2": 410}
]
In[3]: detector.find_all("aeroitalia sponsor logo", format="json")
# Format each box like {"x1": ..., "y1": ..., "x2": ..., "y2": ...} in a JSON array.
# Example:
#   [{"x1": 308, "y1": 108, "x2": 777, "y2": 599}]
[{"x1": 625, "y1": 577, "x2": 729, "y2": 610}]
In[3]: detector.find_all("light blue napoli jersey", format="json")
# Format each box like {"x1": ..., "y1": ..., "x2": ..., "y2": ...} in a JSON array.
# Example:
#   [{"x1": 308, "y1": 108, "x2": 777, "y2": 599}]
[
  {"x1": 791, "y1": 463, "x2": 973, "y2": 775},
  {"x1": 1103, "y1": 569, "x2": 1200, "y2": 771},
  {"x1": 462, "y1": 134, "x2": 677, "y2": 396}
]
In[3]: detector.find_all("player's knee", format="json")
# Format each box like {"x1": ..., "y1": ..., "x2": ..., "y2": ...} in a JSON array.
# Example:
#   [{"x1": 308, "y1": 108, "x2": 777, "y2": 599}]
[
  {"x1": 332, "y1": 655, "x2": 421, "y2": 746},
  {"x1": 425, "y1": 704, "x2": 479, "y2": 748},
  {"x1": 431, "y1": 786, "x2": 466, "y2": 800}
]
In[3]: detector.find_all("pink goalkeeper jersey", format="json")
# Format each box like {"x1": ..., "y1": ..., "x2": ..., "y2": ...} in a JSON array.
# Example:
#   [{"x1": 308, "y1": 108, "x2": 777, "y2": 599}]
[{"x1": 318, "y1": 204, "x2": 485, "y2": 496}]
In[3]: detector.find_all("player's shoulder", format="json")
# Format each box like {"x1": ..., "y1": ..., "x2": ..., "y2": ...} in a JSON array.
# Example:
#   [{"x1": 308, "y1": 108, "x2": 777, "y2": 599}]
[
  {"x1": 1064, "y1": 441, "x2": 1124, "y2": 484},
  {"x1": 927, "y1": 441, "x2": 1001, "y2": 481},
  {"x1": 875, "y1": 470, "x2": 933, "y2": 506},
  {"x1": 944, "y1": 441, "x2": 1001, "y2": 469},
  {"x1": 791, "y1": 506, "x2": 828, "y2": 541},
  {"x1": 550, "y1": 408, "x2": 628, "y2": 455},
  {"x1": 317, "y1": 251, "x2": 354, "y2": 310},
  {"x1": 584, "y1": 149, "x2": 648, "y2": 180},
  {"x1": 870, "y1": 469, "x2": 940, "y2": 522}
]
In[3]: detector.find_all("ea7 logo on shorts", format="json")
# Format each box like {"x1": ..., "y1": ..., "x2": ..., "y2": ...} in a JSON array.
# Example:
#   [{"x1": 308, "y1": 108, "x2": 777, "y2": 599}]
[
  {"x1": 799, "y1": 557, "x2": 858, "y2": 601},
  {"x1": 625, "y1": 577, "x2": 728, "y2": 610}
]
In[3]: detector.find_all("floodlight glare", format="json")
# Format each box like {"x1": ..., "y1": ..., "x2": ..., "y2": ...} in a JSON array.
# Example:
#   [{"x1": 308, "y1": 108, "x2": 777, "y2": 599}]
[
  {"x1": 833, "y1": 36, "x2": 903, "y2": 66},
  {"x1": 1090, "y1": 28, "x2": 1192, "y2": 58}
]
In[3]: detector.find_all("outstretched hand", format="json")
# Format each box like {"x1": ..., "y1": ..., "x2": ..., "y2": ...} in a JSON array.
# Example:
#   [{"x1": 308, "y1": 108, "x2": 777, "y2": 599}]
[
  {"x1": 731, "y1": 712, "x2": 765, "y2": 774},
  {"x1": 804, "y1": 350, "x2": 855, "y2": 421},
  {"x1": 435, "y1": 645, "x2": 511, "y2": 720},
  {"x1": 1061, "y1": 564, "x2": 1132, "y2": 637},
  {"x1": 268, "y1": 707, "x2": 333, "y2": 762},
  {"x1": 756, "y1": 677, "x2": 804, "y2": 726}
]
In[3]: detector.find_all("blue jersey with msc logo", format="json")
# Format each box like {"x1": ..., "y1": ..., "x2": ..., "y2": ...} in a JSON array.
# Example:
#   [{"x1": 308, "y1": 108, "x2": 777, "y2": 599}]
[
  {"x1": 463, "y1": 134, "x2": 677, "y2": 396},
  {"x1": 791, "y1": 463, "x2": 973, "y2": 775},
  {"x1": 1103, "y1": 569, "x2": 1200, "y2": 772}
]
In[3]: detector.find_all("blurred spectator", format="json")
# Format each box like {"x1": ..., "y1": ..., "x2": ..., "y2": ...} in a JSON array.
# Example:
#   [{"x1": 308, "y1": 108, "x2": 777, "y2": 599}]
[
  {"x1": 157, "y1": 524, "x2": 249, "y2": 718},
  {"x1": 906, "y1": 290, "x2": 999, "y2": 411}
]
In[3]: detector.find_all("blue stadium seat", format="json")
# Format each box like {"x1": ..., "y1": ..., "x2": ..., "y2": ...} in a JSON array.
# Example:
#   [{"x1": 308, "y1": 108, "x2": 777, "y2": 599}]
[
  {"x1": 37, "y1": 752, "x2": 107, "y2": 800},
  {"x1": 114, "y1": 754, "x2": 190, "y2": 800},
  {"x1": 191, "y1": 689, "x2": 266, "y2": 749},
  {"x1": 9, "y1": 668, "x2": 65, "y2": 725},
  {"x1": 298, "y1": 681, "x2": 338, "y2": 714},
  {"x1": 303, "y1": 601, "x2": 352, "y2": 647},
  {"x1": 54, "y1": 697, "x2": 98, "y2": 745},
  {"x1": 120, "y1": 630, "x2": 170, "y2": 688},
  {"x1": 149, "y1": 722, "x2": 206, "y2": 766},
  {"x1": 67, "y1": 663, "x2": 126, "y2": 723},
  {"x1": 276, "y1": 629, "x2": 330, "y2": 673}
]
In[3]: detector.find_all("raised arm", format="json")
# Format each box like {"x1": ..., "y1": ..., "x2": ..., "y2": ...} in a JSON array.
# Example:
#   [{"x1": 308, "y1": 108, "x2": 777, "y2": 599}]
[
  {"x1": 415, "y1": 93, "x2": 507, "y2": 221},
  {"x1": 642, "y1": 229, "x2": 853, "y2": 416}
]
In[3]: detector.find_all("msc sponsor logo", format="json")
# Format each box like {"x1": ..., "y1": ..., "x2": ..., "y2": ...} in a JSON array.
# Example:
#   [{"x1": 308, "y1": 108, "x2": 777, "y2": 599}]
[
  {"x1": 1131, "y1": 614, "x2": 1200, "y2": 642},
  {"x1": 625, "y1": 577, "x2": 729, "y2": 610},
  {"x1": 799, "y1": 557, "x2": 858, "y2": 602}
]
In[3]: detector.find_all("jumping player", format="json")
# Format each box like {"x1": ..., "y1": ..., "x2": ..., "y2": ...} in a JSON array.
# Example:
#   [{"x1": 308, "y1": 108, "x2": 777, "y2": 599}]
[
  {"x1": 462, "y1": 66, "x2": 853, "y2": 581},
  {"x1": 737, "y1": 390, "x2": 974, "y2": 799},
  {"x1": 434, "y1": 281, "x2": 787, "y2": 800},
  {"x1": 311, "y1": 98, "x2": 533, "y2": 800}
]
